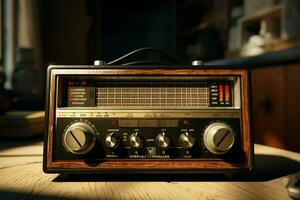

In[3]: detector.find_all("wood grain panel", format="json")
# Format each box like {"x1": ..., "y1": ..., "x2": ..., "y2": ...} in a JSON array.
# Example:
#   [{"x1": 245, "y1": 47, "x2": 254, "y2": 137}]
[
  {"x1": 251, "y1": 67, "x2": 285, "y2": 149},
  {"x1": 286, "y1": 64, "x2": 300, "y2": 152}
]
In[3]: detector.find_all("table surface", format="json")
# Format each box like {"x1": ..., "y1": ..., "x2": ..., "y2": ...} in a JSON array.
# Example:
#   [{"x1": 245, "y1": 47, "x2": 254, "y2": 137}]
[{"x1": 0, "y1": 140, "x2": 299, "y2": 200}]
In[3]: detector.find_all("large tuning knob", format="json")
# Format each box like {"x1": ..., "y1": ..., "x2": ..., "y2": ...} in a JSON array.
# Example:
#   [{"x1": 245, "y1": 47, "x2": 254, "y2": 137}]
[
  {"x1": 203, "y1": 122, "x2": 235, "y2": 155},
  {"x1": 178, "y1": 132, "x2": 195, "y2": 149},
  {"x1": 156, "y1": 132, "x2": 171, "y2": 149},
  {"x1": 63, "y1": 122, "x2": 96, "y2": 155}
]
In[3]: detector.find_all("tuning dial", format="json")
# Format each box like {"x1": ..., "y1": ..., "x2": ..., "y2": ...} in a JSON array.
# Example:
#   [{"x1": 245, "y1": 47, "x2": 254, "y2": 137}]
[
  {"x1": 105, "y1": 133, "x2": 119, "y2": 149},
  {"x1": 129, "y1": 132, "x2": 143, "y2": 149},
  {"x1": 156, "y1": 132, "x2": 171, "y2": 149},
  {"x1": 203, "y1": 122, "x2": 235, "y2": 155},
  {"x1": 178, "y1": 132, "x2": 195, "y2": 149},
  {"x1": 63, "y1": 122, "x2": 96, "y2": 155}
]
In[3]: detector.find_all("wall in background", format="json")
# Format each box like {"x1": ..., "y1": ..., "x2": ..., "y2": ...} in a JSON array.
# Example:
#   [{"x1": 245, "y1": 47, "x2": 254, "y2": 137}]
[
  {"x1": 41, "y1": 0, "x2": 175, "y2": 66},
  {"x1": 41, "y1": 0, "x2": 90, "y2": 65},
  {"x1": 95, "y1": 0, "x2": 175, "y2": 63}
]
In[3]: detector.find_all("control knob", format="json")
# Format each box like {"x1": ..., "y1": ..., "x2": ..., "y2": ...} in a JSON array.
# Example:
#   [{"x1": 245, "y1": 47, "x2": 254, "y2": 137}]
[
  {"x1": 156, "y1": 132, "x2": 171, "y2": 149},
  {"x1": 129, "y1": 132, "x2": 143, "y2": 149},
  {"x1": 105, "y1": 133, "x2": 119, "y2": 149},
  {"x1": 63, "y1": 122, "x2": 96, "y2": 155},
  {"x1": 178, "y1": 132, "x2": 195, "y2": 149},
  {"x1": 203, "y1": 122, "x2": 235, "y2": 155}
]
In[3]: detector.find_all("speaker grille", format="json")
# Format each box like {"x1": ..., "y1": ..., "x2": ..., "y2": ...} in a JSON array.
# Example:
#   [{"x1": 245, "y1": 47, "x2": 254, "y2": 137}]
[{"x1": 96, "y1": 82, "x2": 209, "y2": 109}]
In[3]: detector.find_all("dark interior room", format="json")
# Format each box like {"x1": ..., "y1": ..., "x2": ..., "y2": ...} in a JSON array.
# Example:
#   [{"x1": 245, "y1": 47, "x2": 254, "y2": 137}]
[{"x1": 0, "y1": 0, "x2": 300, "y2": 199}]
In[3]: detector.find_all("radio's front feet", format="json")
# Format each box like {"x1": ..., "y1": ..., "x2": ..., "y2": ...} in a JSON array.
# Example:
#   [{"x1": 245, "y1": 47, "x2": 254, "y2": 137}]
[
  {"x1": 129, "y1": 133, "x2": 143, "y2": 149},
  {"x1": 105, "y1": 133, "x2": 119, "y2": 149},
  {"x1": 63, "y1": 122, "x2": 96, "y2": 155},
  {"x1": 203, "y1": 122, "x2": 235, "y2": 155},
  {"x1": 178, "y1": 132, "x2": 195, "y2": 149},
  {"x1": 156, "y1": 132, "x2": 171, "y2": 149}
]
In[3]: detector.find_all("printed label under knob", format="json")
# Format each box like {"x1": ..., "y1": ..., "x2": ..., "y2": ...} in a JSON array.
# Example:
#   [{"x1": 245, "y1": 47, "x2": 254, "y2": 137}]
[
  {"x1": 63, "y1": 122, "x2": 96, "y2": 155},
  {"x1": 203, "y1": 122, "x2": 235, "y2": 155}
]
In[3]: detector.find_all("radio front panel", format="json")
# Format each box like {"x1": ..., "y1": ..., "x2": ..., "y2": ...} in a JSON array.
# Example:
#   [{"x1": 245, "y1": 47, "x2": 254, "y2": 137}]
[
  {"x1": 44, "y1": 66, "x2": 253, "y2": 174},
  {"x1": 54, "y1": 113, "x2": 243, "y2": 161}
]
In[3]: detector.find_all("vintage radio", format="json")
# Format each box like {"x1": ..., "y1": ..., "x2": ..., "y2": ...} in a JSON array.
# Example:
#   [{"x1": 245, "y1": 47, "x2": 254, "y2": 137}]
[{"x1": 43, "y1": 65, "x2": 253, "y2": 174}]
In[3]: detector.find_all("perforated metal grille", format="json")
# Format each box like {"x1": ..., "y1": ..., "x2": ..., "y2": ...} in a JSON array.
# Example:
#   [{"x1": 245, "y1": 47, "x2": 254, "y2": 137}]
[{"x1": 96, "y1": 82, "x2": 209, "y2": 108}]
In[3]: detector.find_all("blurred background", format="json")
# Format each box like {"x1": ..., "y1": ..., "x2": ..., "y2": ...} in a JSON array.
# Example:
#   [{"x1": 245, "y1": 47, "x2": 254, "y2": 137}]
[{"x1": 0, "y1": 0, "x2": 300, "y2": 152}]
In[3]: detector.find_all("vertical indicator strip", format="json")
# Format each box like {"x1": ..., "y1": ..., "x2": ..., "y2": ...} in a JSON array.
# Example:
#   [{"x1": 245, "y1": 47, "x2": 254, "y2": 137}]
[
  {"x1": 219, "y1": 83, "x2": 224, "y2": 105},
  {"x1": 225, "y1": 83, "x2": 230, "y2": 105}
]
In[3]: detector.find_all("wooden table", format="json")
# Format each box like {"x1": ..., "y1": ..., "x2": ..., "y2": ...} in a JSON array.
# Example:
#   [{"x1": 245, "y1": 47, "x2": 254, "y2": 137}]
[{"x1": 0, "y1": 140, "x2": 299, "y2": 200}]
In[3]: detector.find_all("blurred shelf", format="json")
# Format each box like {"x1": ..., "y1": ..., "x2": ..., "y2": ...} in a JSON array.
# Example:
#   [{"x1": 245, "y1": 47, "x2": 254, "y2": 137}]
[
  {"x1": 0, "y1": 111, "x2": 44, "y2": 137},
  {"x1": 176, "y1": 18, "x2": 223, "y2": 39},
  {"x1": 239, "y1": 3, "x2": 282, "y2": 24},
  {"x1": 268, "y1": 38, "x2": 300, "y2": 52},
  {"x1": 226, "y1": 38, "x2": 300, "y2": 58},
  {"x1": 177, "y1": 21, "x2": 211, "y2": 38},
  {"x1": 225, "y1": 50, "x2": 240, "y2": 58}
]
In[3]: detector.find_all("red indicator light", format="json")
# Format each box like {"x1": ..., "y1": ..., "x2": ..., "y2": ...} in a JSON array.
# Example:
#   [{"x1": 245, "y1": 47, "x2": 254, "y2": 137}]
[
  {"x1": 183, "y1": 119, "x2": 189, "y2": 127},
  {"x1": 225, "y1": 84, "x2": 230, "y2": 102},
  {"x1": 219, "y1": 84, "x2": 224, "y2": 102},
  {"x1": 111, "y1": 119, "x2": 118, "y2": 128}
]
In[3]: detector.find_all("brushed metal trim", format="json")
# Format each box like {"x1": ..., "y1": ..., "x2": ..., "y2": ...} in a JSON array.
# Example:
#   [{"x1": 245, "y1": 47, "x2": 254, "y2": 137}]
[
  {"x1": 63, "y1": 75, "x2": 238, "y2": 81},
  {"x1": 56, "y1": 109, "x2": 241, "y2": 118},
  {"x1": 234, "y1": 77, "x2": 241, "y2": 108}
]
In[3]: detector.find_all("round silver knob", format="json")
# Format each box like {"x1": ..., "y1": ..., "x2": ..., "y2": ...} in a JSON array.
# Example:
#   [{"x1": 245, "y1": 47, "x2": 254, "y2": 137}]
[
  {"x1": 105, "y1": 133, "x2": 119, "y2": 149},
  {"x1": 156, "y1": 133, "x2": 171, "y2": 149},
  {"x1": 129, "y1": 133, "x2": 143, "y2": 149},
  {"x1": 203, "y1": 122, "x2": 235, "y2": 155},
  {"x1": 63, "y1": 122, "x2": 96, "y2": 155},
  {"x1": 178, "y1": 132, "x2": 195, "y2": 149}
]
